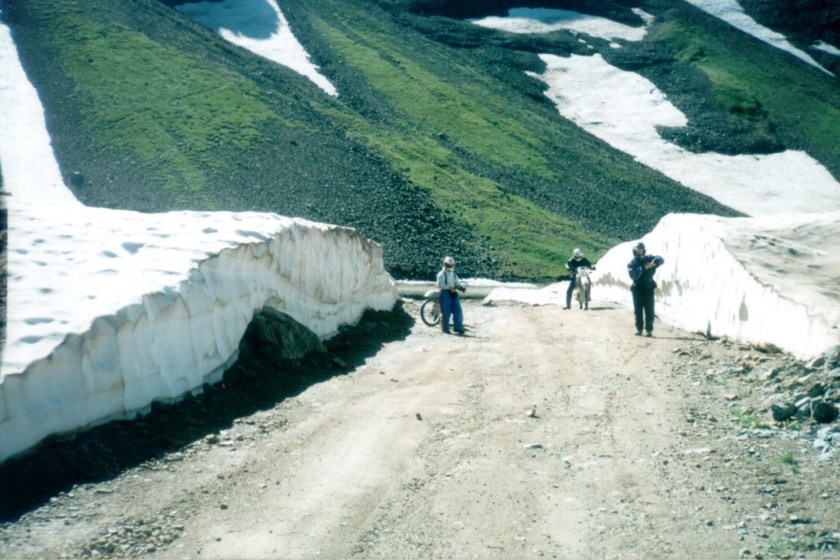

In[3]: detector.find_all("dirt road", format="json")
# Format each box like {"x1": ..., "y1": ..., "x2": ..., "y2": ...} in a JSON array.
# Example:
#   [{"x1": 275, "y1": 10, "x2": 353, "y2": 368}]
[{"x1": 1, "y1": 298, "x2": 838, "y2": 559}]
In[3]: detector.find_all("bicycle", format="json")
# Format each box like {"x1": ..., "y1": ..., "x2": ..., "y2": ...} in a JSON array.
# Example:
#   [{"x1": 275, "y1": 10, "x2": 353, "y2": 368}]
[{"x1": 420, "y1": 288, "x2": 441, "y2": 326}]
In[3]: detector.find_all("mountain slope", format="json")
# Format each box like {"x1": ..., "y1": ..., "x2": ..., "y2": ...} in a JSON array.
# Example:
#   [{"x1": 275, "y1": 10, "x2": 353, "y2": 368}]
[{"x1": 3, "y1": 0, "x2": 838, "y2": 280}]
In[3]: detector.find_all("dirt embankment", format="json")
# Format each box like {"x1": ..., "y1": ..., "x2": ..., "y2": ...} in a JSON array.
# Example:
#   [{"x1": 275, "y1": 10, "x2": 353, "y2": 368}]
[{"x1": 1, "y1": 298, "x2": 838, "y2": 559}]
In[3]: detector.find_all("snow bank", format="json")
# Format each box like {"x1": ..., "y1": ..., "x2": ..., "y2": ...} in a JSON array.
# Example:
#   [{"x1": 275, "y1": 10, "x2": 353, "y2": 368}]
[
  {"x1": 1, "y1": 210, "x2": 397, "y2": 463},
  {"x1": 592, "y1": 213, "x2": 840, "y2": 358},
  {"x1": 0, "y1": 21, "x2": 395, "y2": 463}
]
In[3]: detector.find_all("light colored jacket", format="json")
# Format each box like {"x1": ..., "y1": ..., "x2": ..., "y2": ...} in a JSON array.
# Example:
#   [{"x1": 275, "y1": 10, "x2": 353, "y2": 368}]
[{"x1": 436, "y1": 268, "x2": 464, "y2": 292}]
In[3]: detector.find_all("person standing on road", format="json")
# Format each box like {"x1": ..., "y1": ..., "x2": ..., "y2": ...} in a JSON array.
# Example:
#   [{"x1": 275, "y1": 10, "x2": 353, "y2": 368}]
[
  {"x1": 437, "y1": 256, "x2": 466, "y2": 335},
  {"x1": 564, "y1": 248, "x2": 593, "y2": 310},
  {"x1": 627, "y1": 241, "x2": 664, "y2": 337}
]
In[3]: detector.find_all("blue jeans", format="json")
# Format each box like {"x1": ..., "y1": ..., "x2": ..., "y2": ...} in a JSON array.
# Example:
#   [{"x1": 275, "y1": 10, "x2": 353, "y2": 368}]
[{"x1": 439, "y1": 291, "x2": 464, "y2": 333}]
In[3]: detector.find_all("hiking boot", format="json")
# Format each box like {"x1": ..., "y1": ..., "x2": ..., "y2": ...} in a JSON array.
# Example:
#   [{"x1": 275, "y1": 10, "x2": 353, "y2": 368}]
[
  {"x1": 645, "y1": 331, "x2": 652, "y2": 337},
  {"x1": 635, "y1": 331, "x2": 642, "y2": 336}
]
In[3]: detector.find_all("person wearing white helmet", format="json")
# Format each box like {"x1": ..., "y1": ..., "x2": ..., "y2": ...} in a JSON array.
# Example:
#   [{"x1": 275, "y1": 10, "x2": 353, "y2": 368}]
[
  {"x1": 627, "y1": 241, "x2": 664, "y2": 337},
  {"x1": 563, "y1": 248, "x2": 593, "y2": 310},
  {"x1": 436, "y1": 256, "x2": 466, "y2": 335}
]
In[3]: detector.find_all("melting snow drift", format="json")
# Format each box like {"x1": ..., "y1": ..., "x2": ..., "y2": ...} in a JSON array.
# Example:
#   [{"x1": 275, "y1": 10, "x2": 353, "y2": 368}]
[
  {"x1": 0, "y1": 21, "x2": 394, "y2": 463},
  {"x1": 591, "y1": 213, "x2": 840, "y2": 359},
  {"x1": 485, "y1": 212, "x2": 840, "y2": 359}
]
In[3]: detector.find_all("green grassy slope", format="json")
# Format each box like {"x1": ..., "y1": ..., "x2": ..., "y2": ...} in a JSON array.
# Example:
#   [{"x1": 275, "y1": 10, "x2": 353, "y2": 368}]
[
  {"x1": 3, "y1": 0, "x2": 838, "y2": 281},
  {"x1": 286, "y1": 0, "x2": 730, "y2": 280}
]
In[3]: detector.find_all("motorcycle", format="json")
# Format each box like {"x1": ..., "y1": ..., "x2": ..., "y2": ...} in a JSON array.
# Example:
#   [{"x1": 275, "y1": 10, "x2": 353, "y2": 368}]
[{"x1": 575, "y1": 267, "x2": 594, "y2": 310}]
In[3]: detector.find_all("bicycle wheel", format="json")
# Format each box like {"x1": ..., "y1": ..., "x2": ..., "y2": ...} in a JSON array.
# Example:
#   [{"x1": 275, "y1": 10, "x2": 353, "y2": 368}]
[{"x1": 420, "y1": 298, "x2": 441, "y2": 326}]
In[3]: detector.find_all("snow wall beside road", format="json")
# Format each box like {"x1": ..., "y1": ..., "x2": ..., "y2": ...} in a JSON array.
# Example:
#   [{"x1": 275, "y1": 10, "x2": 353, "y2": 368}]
[
  {"x1": 0, "y1": 219, "x2": 398, "y2": 464},
  {"x1": 593, "y1": 213, "x2": 840, "y2": 360}
]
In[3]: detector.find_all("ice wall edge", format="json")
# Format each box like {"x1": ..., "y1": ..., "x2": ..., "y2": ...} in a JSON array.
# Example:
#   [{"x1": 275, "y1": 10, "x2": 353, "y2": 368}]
[{"x1": 0, "y1": 223, "x2": 398, "y2": 464}]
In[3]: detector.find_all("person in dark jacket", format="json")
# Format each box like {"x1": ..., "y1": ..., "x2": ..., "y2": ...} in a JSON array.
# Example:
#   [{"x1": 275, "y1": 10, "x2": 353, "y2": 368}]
[
  {"x1": 564, "y1": 248, "x2": 593, "y2": 310},
  {"x1": 627, "y1": 241, "x2": 664, "y2": 336}
]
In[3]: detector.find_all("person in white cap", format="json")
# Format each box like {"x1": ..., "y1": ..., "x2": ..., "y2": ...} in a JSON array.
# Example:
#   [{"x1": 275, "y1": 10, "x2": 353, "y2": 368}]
[
  {"x1": 436, "y1": 256, "x2": 466, "y2": 335},
  {"x1": 563, "y1": 248, "x2": 593, "y2": 310}
]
